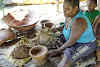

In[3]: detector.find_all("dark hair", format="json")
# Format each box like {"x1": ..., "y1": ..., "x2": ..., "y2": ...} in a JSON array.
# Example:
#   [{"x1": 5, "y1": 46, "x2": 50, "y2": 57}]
[
  {"x1": 64, "y1": 0, "x2": 79, "y2": 8},
  {"x1": 88, "y1": 0, "x2": 97, "y2": 6}
]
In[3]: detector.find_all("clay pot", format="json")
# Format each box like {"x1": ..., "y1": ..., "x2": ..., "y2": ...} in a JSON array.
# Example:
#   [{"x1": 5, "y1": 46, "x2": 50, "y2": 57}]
[
  {"x1": 29, "y1": 45, "x2": 48, "y2": 65},
  {"x1": 40, "y1": 20, "x2": 54, "y2": 29},
  {"x1": 0, "y1": 29, "x2": 16, "y2": 46},
  {"x1": 39, "y1": 31, "x2": 50, "y2": 44}
]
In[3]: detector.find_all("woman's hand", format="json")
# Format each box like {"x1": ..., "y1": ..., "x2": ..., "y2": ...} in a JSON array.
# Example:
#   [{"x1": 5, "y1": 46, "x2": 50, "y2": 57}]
[{"x1": 48, "y1": 49, "x2": 62, "y2": 57}]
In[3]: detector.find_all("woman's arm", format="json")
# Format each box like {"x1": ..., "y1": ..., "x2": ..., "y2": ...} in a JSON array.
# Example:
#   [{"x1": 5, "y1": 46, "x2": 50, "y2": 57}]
[
  {"x1": 92, "y1": 15, "x2": 100, "y2": 34},
  {"x1": 58, "y1": 18, "x2": 87, "y2": 51}
]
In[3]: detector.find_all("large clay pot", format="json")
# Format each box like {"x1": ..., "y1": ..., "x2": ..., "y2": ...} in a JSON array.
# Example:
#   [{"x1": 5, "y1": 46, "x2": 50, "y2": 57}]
[
  {"x1": 29, "y1": 45, "x2": 48, "y2": 65},
  {"x1": 0, "y1": 29, "x2": 16, "y2": 46}
]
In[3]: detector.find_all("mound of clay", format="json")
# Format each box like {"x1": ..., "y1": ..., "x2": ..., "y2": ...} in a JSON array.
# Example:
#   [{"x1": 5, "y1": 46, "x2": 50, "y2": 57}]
[{"x1": 11, "y1": 45, "x2": 31, "y2": 59}]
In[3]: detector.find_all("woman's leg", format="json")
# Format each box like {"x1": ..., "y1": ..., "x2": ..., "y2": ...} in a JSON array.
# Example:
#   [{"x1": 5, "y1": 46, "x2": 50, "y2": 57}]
[
  {"x1": 58, "y1": 54, "x2": 71, "y2": 67},
  {"x1": 58, "y1": 47, "x2": 73, "y2": 67}
]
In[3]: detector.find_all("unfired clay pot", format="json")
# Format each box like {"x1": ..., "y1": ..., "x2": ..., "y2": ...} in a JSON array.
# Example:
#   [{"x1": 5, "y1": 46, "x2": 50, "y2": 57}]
[{"x1": 29, "y1": 45, "x2": 48, "y2": 65}]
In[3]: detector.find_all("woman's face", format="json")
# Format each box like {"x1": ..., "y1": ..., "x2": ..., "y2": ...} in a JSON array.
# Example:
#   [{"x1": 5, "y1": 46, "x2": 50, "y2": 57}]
[
  {"x1": 88, "y1": 1, "x2": 96, "y2": 12},
  {"x1": 63, "y1": 3, "x2": 78, "y2": 17}
]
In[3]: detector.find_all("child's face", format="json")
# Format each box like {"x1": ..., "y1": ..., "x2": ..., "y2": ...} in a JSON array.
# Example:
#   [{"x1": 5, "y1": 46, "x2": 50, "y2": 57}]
[
  {"x1": 88, "y1": 1, "x2": 96, "y2": 12},
  {"x1": 63, "y1": 2, "x2": 78, "y2": 17}
]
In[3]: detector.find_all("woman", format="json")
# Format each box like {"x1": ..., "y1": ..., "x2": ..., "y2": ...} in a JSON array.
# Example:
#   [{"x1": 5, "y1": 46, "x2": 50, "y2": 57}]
[{"x1": 48, "y1": 0, "x2": 96, "y2": 67}]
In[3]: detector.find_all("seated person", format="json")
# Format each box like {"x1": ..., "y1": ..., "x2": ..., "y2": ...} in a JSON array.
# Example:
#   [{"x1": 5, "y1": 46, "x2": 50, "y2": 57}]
[
  {"x1": 83, "y1": 0, "x2": 100, "y2": 24},
  {"x1": 83, "y1": 0, "x2": 100, "y2": 64},
  {"x1": 93, "y1": 15, "x2": 100, "y2": 65},
  {"x1": 93, "y1": 15, "x2": 100, "y2": 40},
  {"x1": 48, "y1": 0, "x2": 96, "y2": 67}
]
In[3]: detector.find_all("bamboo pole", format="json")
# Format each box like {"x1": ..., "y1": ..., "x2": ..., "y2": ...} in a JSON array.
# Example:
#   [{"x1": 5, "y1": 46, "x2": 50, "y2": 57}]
[
  {"x1": 56, "y1": 0, "x2": 60, "y2": 15},
  {"x1": 0, "y1": 0, "x2": 5, "y2": 17},
  {"x1": 97, "y1": 0, "x2": 100, "y2": 10},
  {"x1": 2, "y1": 8, "x2": 4, "y2": 17}
]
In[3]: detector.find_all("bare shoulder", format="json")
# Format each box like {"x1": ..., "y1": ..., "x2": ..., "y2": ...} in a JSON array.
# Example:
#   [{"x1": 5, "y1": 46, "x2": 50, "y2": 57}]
[{"x1": 72, "y1": 17, "x2": 87, "y2": 29}]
